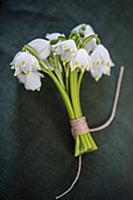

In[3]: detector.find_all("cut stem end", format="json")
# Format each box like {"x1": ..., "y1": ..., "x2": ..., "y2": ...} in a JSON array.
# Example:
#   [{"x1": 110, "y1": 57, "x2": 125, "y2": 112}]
[{"x1": 74, "y1": 132, "x2": 98, "y2": 157}]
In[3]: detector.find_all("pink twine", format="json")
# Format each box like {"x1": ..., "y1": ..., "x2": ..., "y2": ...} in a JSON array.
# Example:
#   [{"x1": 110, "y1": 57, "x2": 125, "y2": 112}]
[{"x1": 70, "y1": 116, "x2": 89, "y2": 138}]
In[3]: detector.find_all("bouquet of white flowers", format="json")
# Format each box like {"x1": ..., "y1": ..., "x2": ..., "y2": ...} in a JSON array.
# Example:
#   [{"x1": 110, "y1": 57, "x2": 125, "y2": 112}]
[{"x1": 11, "y1": 23, "x2": 124, "y2": 199}]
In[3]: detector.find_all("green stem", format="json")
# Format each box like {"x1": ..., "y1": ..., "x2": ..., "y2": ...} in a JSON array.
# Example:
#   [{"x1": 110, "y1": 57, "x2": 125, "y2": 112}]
[
  {"x1": 65, "y1": 64, "x2": 70, "y2": 94},
  {"x1": 24, "y1": 45, "x2": 97, "y2": 157},
  {"x1": 41, "y1": 66, "x2": 75, "y2": 120},
  {"x1": 73, "y1": 69, "x2": 82, "y2": 117},
  {"x1": 54, "y1": 67, "x2": 65, "y2": 89},
  {"x1": 70, "y1": 70, "x2": 78, "y2": 118},
  {"x1": 77, "y1": 70, "x2": 85, "y2": 112},
  {"x1": 78, "y1": 70, "x2": 85, "y2": 93},
  {"x1": 66, "y1": 76, "x2": 69, "y2": 94}
]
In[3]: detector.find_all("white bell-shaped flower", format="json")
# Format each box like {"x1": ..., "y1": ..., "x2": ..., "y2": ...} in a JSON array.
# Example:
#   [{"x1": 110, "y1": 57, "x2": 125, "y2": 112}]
[
  {"x1": 45, "y1": 32, "x2": 65, "y2": 41},
  {"x1": 71, "y1": 23, "x2": 97, "y2": 53},
  {"x1": 53, "y1": 39, "x2": 77, "y2": 64},
  {"x1": 71, "y1": 23, "x2": 94, "y2": 37},
  {"x1": 28, "y1": 38, "x2": 50, "y2": 60},
  {"x1": 70, "y1": 48, "x2": 92, "y2": 71},
  {"x1": 90, "y1": 44, "x2": 114, "y2": 81},
  {"x1": 11, "y1": 51, "x2": 40, "y2": 76},
  {"x1": 11, "y1": 51, "x2": 44, "y2": 91},
  {"x1": 17, "y1": 72, "x2": 44, "y2": 91}
]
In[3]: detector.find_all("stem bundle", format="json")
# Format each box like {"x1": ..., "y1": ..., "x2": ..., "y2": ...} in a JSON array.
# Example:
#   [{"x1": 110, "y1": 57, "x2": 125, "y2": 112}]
[{"x1": 25, "y1": 45, "x2": 98, "y2": 156}]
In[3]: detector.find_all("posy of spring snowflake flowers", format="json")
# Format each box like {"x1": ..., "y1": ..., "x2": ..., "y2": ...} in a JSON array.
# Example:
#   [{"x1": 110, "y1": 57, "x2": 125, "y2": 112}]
[{"x1": 11, "y1": 23, "x2": 114, "y2": 156}]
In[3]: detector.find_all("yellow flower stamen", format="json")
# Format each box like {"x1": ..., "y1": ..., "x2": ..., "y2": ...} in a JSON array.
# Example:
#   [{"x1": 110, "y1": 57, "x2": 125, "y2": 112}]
[
  {"x1": 72, "y1": 50, "x2": 75, "y2": 54},
  {"x1": 95, "y1": 74, "x2": 99, "y2": 81},
  {"x1": 22, "y1": 61, "x2": 26, "y2": 66},
  {"x1": 86, "y1": 64, "x2": 89, "y2": 70},
  {"x1": 26, "y1": 69, "x2": 30, "y2": 75},
  {"x1": 96, "y1": 61, "x2": 100, "y2": 66},
  {"x1": 107, "y1": 62, "x2": 110, "y2": 67},
  {"x1": 64, "y1": 45, "x2": 68, "y2": 50},
  {"x1": 74, "y1": 61, "x2": 79, "y2": 66}
]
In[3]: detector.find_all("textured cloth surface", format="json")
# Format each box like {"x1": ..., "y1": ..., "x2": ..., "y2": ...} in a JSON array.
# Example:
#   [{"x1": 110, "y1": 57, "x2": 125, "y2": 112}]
[{"x1": 0, "y1": 0, "x2": 132, "y2": 200}]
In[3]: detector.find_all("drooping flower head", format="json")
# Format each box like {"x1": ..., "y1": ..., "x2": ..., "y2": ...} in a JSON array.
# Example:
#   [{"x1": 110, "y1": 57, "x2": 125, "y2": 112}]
[
  {"x1": 90, "y1": 44, "x2": 114, "y2": 81},
  {"x1": 71, "y1": 23, "x2": 97, "y2": 53},
  {"x1": 11, "y1": 25, "x2": 115, "y2": 91},
  {"x1": 11, "y1": 51, "x2": 44, "y2": 91},
  {"x1": 28, "y1": 38, "x2": 50, "y2": 60},
  {"x1": 70, "y1": 48, "x2": 92, "y2": 71},
  {"x1": 11, "y1": 51, "x2": 40, "y2": 75},
  {"x1": 71, "y1": 23, "x2": 95, "y2": 37},
  {"x1": 53, "y1": 39, "x2": 77, "y2": 64}
]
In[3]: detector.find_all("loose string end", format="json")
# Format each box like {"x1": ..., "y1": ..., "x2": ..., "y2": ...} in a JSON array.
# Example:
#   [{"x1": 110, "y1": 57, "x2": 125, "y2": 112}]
[{"x1": 55, "y1": 155, "x2": 82, "y2": 199}]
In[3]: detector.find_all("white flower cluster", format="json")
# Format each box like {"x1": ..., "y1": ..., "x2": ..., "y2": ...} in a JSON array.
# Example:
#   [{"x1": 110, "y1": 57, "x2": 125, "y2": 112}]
[
  {"x1": 70, "y1": 24, "x2": 114, "y2": 79},
  {"x1": 11, "y1": 23, "x2": 114, "y2": 91}
]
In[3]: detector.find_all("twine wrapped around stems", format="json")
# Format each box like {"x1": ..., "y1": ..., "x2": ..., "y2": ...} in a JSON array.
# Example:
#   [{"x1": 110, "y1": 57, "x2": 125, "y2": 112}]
[{"x1": 70, "y1": 116, "x2": 89, "y2": 138}]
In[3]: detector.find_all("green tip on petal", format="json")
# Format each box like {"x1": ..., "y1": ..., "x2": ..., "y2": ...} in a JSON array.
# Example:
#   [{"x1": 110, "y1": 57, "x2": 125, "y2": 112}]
[{"x1": 22, "y1": 46, "x2": 27, "y2": 52}]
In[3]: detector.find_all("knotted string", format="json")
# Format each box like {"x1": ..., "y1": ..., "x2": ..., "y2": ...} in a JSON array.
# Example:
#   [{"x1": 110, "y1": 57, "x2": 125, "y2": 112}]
[{"x1": 56, "y1": 66, "x2": 125, "y2": 199}]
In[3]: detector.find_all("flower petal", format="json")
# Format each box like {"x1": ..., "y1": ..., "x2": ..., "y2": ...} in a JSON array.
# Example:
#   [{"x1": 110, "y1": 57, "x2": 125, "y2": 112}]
[
  {"x1": 90, "y1": 44, "x2": 114, "y2": 81},
  {"x1": 28, "y1": 38, "x2": 50, "y2": 60},
  {"x1": 46, "y1": 32, "x2": 65, "y2": 40},
  {"x1": 70, "y1": 48, "x2": 92, "y2": 71},
  {"x1": 71, "y1": 23, "x2": 97, "y2": 53},
  {"x1": 71, "y1": 23, "x2": 95, "y2": 37},
  {"x1": 25, "y1": 72, "x2": 43, "y2": 91}
]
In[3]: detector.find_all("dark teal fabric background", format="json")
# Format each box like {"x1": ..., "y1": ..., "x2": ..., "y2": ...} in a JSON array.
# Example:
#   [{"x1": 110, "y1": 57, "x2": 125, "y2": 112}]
[{"x1": 0, "y1": 0, "x2": 132, "y2": 200}]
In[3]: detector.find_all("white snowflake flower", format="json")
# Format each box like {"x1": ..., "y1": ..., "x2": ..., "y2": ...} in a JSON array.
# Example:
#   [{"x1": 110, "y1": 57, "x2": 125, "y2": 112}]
[
  {"x1": 71, "y1": 23, "x2": 97, "y2": 53},
  {"x1": 90, "y1": 44, "x2": 115, "y2": 81},
  {"x1": 17, "y1": 72, "x2": 44, "y2": 91},
  {"x1": 53, "y1": 39, "x2": 77, "y2": 64},
  {"x1": 70, "y1": 48, "x2": 92, "y2": 71},
  {"x1": 11, "y1": 51, "x2": 44, "y2": 91},
  {"x1": 28, "y1": 38, "x2": 50, "y2": 60},
  {"x1": 71, "y1": 23, "x2": 94, "y2": 37},
  {"x1": 11, "y1": 51, "x2": 40, "y2": 76}
]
